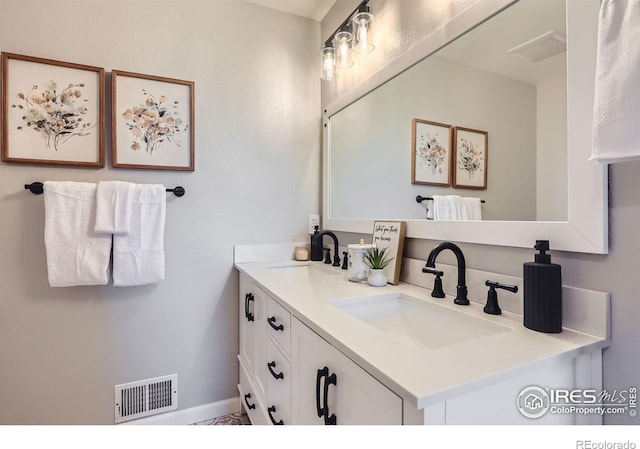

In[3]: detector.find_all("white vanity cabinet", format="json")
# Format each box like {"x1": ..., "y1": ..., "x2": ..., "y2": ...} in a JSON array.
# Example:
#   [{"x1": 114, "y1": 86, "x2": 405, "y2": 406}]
[{"x1": 291, "y1": 318, "x2": 403, "y2": 425}]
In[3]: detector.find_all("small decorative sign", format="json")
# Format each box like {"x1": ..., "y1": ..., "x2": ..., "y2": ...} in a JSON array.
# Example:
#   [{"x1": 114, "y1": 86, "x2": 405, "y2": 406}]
[{"x1": 371, "y1": 221, "x2": 406, "y2": 285}]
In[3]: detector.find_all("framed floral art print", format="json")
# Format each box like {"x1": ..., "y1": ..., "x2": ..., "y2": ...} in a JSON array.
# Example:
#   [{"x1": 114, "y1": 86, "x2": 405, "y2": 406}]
[
  {"x1": 453, "y1": 126, "x2": 488, "y2": 189},
  {"x1": 112, "y1": 70, "x2": 194, "y2": 171},
  {"x1": 1, "y1": 52, "x2": 105, "y2": 167},
  {"x1": 411, "y1": 119, "x2": 452, "y2": 186}
]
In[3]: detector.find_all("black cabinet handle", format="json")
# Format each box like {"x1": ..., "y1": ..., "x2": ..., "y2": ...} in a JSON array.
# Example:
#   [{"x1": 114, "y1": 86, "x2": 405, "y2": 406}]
[
  {"x1": 267, "y1": 316, "x2": 284, "y2": 331},
  {"x1": 267, "y1": 361, "x2": 284, "y2": 380},
  {"x1": 316, "y1": 367, "x2": 327, "y2": 418},
  {"x1": 323, "y1": 371, "x2": 337, "y2": 425},
  {"x1": 267, "y1": 405, "x2": 284, "y2": 425},
  {"x1": 245, "y1": 293, "x2": 254, "y2": 322},
  {"x1": 243, "y1": 393, "x2": 256, "y2": 410},
  {"x1": 316, "y1": 366, "x2": 337, "y2": 425}
]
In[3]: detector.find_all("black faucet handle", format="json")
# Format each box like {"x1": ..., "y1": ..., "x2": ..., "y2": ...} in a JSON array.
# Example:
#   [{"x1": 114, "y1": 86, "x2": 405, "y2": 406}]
[
  {"x1": 422, "y1": 267, "x2": 444, "y2": 277},
  {"x1": 485, "y1": 280, "x2": 518, "y2": 293},
  {"x1": 341, "y1": 252, "x2": 348, "y2": 270},
  {"x1": 324, "y1": 248, "x2": 332, "y2": 264},
  {"x1": 484, "y1": 280, "x2": 518, "y2": 315}
]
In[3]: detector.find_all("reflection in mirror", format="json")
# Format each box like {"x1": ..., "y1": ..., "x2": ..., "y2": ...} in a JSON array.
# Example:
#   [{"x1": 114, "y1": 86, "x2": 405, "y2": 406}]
[{"x1": 329, "y1": 0, "x2": 567, "y2": 222}]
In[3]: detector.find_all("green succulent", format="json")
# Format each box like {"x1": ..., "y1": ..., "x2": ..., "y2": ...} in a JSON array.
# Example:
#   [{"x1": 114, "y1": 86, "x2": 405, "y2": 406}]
[{"x1": 364, "y1": 246, "x2": 394, "y2": 269}]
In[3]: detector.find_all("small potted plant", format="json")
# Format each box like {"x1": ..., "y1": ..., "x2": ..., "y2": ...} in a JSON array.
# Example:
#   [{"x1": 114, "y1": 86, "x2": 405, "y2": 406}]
[{"x1": 364, "y1": 246, "x2": 394, "y2": 287}]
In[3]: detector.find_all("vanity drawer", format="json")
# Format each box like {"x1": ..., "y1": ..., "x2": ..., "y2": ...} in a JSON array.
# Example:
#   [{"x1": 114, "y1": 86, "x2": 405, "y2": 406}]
[
  {"x1": 266, "y1": 338, "x2": 291, "y2": 425},
  {"x1": 266, "y1": 296, "x2": 291, "y2": 355},
  {"x1": 239, "y1": 358, "x2": 268, "y2": 425}
]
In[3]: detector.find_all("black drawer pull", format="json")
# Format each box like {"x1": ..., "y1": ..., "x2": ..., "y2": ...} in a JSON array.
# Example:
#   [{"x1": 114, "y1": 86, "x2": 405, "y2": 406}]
[
  {"x1": 323, "y1": 371, "x2": 337, "y2": 425},
  {"x1": 267, "y1": 361, "x2": 284, "y2": 380},
  {"x1": 268, "y1": 316, "x2": 284, "y2": 331},
  {"x1": 267, "y1": 405, "x2": 284, "y2": 425},
  {"x1": 245, "y1": 293, "x2": 255, "y2": 322},
  {"x1": 244, "y1": 393, "x2": 256, "y2": 410}
]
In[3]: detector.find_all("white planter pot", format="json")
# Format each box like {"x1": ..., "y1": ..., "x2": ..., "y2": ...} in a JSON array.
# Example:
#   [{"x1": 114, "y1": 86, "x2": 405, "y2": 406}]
[{"x1": 368, "y1": 269, "x2": 388, "y2": 287}]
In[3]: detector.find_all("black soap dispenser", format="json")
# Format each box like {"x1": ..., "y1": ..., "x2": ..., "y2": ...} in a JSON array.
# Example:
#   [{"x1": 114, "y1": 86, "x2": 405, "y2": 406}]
[
  {"x1": 523, "y1": 240, "x2": 562, "y2": 333},
  {"x1": 310, "y1": 226, "x2": 323, "y2": 262}
]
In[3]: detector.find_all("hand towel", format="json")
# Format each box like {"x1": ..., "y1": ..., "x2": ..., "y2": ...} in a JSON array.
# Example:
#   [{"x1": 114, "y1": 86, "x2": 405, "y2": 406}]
[
  {"x1": 94, "y1": 181, "x2": 134, "y2": 235},
  {"x1": 461, "y1": 197, "x2": 482, "y2": 221},
  {"x1": 590, "y1": 0, "x2": 640, "y2": 163},
  {"x1": 112, "y1": 184, "x2": 166, "y2": 286},
  {"x1": 43, "y1": 181, "x2": 112, "y2": 287},
  {"x1": 433, "y1": 195, "x2": 464, "y2": 221}
]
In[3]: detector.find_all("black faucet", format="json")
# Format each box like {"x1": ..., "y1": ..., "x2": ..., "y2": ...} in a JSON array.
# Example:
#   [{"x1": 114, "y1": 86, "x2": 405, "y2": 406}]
[
  {"x1": 311, "y1": 231, "x2": 341, "y2": 267},
  {"x1": 422, "y1": 242, "x2": 470, "y2": 305}
]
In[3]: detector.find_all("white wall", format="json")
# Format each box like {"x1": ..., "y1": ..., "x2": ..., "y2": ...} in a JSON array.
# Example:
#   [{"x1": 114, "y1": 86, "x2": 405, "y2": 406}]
[
  {"x1": 0, "y1": 0, "x2": 320, "y2": 424},
  {"x1": 322, "y1": 0, "x2": 639, "y2": 425}
]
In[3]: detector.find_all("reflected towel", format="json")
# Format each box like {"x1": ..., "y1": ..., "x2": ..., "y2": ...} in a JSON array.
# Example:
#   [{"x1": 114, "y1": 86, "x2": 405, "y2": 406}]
[
  {"x1": 462, "y1": 197, "x2": 482, "y2": 221},
  {"x1": 112, "y1": 184, "x2": 166, "y2": 286},
  {"x1": 43, "y1": 181, "x2": 112, "y2": 287},
  {"x1": 433, "y1": 195, "x2": 464, "y2": 220},
  {"x1": 590, "y1": 0, "x2": 640, "y2": 163},
  {"x1": 94, "y1": 181, "x2": 134, "y2": 235}
]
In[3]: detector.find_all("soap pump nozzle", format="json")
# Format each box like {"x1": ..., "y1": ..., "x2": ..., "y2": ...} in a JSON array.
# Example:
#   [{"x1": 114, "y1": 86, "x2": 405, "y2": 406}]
[{"x1": 534, "y1": 240, "x2": 551, "y2": 264}]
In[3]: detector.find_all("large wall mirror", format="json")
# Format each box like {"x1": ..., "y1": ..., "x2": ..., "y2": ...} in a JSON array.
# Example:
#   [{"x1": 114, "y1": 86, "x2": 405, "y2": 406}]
[{"x1": 323, "y1": 0, "x2": 608, "y2": 254}]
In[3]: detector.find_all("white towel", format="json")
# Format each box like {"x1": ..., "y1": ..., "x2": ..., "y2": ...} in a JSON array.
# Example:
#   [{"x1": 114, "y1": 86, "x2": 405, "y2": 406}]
[
  {"x1": 94, "y1": 181, "x2": 134, "y2": 235},
  {"x1": 590, "y1": 0, "x2": 640, "y2": 163},
  {"x1": 43, "y1": 181, "x2": 112, "y2": 287},
  {"x1": 462, "y1": 197, "x2": 482, "y2": 221},
  {"x1": 433, "y1": 195, "x2": 464, "y2": 221},
  {"x1": 112, "y1": 184, "x2": 166, "y2": 286}
]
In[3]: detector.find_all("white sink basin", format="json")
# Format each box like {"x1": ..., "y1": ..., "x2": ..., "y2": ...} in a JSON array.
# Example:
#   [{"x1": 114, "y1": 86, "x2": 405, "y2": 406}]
[{"x1": 330, "y1": 293, "x2": 510, "y2": 350}]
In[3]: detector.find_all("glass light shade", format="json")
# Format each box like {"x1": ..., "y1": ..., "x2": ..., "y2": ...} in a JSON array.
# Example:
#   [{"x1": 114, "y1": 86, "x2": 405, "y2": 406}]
[
  {"x1": 321, "y1": 46, "x2": 336, "y2": 81},
  {"x1": 352, "y1": 12, "x2": 374, "y2": 54},
  {"x1": 334, "y1": 31, "x2": 354, "y2": 69}
]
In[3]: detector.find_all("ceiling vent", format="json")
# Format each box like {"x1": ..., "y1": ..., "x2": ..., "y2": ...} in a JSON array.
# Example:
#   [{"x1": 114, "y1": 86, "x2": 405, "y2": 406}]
[{"x1": 507, "y1": 31, "x2": 566, "y2": 62}]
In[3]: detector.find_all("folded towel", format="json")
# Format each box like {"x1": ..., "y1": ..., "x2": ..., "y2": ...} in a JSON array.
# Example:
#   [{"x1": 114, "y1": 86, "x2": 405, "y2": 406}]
[
  {"x1": 433, "y1": 195, "x2": 481, "y2": 221},
  {"x1": 433, "y1": 195, "x2": 464, "y2": 221},
  {"x1": 94, "y1": 181, "x2": 134, "y2": 235},
  {"x1": 590, "y1": 0, "x2": 640, "y2": 163},
  {"x1": 112, "y1": 184, "x2": 166, "y2": 286},
  {"x1": 43, "y1": 181, "x2": 112, "y2": 287},
  {"x1": 462, "y1": 197, "x2": 482, "y2": 221}
]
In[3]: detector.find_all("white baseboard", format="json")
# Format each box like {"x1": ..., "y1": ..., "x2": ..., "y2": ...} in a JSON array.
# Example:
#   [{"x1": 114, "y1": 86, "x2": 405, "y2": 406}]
[{"x1": 120, "y1": 397, "x2": 240, "y2": 425}]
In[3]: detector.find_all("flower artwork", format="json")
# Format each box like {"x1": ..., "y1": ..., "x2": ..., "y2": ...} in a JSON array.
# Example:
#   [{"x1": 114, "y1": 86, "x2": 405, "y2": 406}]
[
  {"x1": 1, "y1": 52, "x2": 104, "y2": 167},
  {"x1": 112, "y1": 70, "x2": 194, "y2": 171},
  {"x1": 417, "y1": 131, "x2": 447, "y2": 176},
  {"x1": 411, "y1": 119, "x2": 452, "y2": 186},
  {"x1": 453, "y1": 127, "x2": 488, "y2": 189},
  {"x1": 12, "y1": 82, "x2": 94, "y2": 152},
  {"x1": 122, "y1": 90, "x2": 188, "y2": 155}
]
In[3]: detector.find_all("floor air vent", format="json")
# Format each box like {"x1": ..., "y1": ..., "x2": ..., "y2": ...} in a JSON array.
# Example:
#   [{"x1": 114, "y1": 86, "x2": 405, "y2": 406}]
[{"x1": 114, "y1": 374, "x2": 178, "y2": 423}]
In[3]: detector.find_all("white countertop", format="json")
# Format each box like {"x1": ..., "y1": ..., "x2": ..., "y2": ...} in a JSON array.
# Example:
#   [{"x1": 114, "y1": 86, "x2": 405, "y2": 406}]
[{"x1": 235, "y1": 258, "x2": 610, "y2": 409}]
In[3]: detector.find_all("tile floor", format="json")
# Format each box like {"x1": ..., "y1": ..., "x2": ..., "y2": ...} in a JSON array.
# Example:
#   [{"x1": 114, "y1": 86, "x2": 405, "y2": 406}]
[{"x1": 194, "y1": 411, "x2": 250, "y2": 425}]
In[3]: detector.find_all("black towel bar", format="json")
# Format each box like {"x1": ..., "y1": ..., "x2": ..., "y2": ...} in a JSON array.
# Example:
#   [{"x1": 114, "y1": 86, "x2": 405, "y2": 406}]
[
  {"x1": 416, "y1": 195, "x2": 484, "y2": 204},
  {"x1": 24, "y1": 182, "x2": 185, "y2": 197}
]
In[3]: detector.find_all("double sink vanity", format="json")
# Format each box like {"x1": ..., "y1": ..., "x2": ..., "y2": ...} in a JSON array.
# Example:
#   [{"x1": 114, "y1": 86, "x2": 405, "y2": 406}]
[{"x1": 235, "y1": 243, "x2": 609, "y2": 425}]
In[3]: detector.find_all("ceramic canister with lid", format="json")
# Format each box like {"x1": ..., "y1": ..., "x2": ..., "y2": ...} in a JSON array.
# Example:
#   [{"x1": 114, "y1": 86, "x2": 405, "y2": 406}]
[{"x1": 347, "y1": 240, "x2": 375, "y2": 283}]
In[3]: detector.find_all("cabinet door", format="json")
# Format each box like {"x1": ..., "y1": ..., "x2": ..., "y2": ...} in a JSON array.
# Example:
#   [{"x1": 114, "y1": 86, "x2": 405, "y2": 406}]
[
  {"x1": 291, "y1": 318, "x2": 403, "y2": 425},
  {"x1": 238, "y1": 273, "x2": 268, "y2": 401}
]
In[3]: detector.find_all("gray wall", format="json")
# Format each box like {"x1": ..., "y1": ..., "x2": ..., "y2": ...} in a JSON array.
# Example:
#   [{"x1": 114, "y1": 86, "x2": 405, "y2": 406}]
[
  {"x1": 0, "y1": 0, "x2": 320, "y2": 424},
  {"x1": 322, "y1": 0, "x2": 639, "y2": 425}
]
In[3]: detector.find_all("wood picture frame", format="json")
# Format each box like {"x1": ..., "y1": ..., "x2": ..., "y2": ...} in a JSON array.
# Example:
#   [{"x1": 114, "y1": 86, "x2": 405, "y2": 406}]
[
  {"x1": 411, "y1": 119, "x2": 452, "y2": 186},
  {"x1": 1, "y1": 52, "x2": 105, "y2": 167},
  {"x1": 371, "y1": 221, "x2": 406, "y2": 285},
  {"x1": 453, "y1": 126, "x2": 488, "y2": 189},
  {"x1": 112, "y1": 70, "x2": 194, "y2": 171}
]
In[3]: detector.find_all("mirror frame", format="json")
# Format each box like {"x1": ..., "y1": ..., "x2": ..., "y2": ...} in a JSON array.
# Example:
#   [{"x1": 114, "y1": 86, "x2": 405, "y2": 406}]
[{"x1": 322, "y1": 0, "x2": 607, "y2": 254}]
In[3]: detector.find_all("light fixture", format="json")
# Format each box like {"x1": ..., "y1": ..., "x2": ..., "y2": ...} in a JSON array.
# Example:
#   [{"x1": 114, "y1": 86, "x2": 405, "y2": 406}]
[
  {"x1": 352, "y1": 11, "x2": 374, "y2": 54},
  {"x1": 320, "y1": 0, "x2": 374, "y2": 81},
  {"x1": 321, "y1": 46, "x2": 336, "y2": 81},
  {"x1": 334, "y1": 30, "x2": 354, "y2": 69}
]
